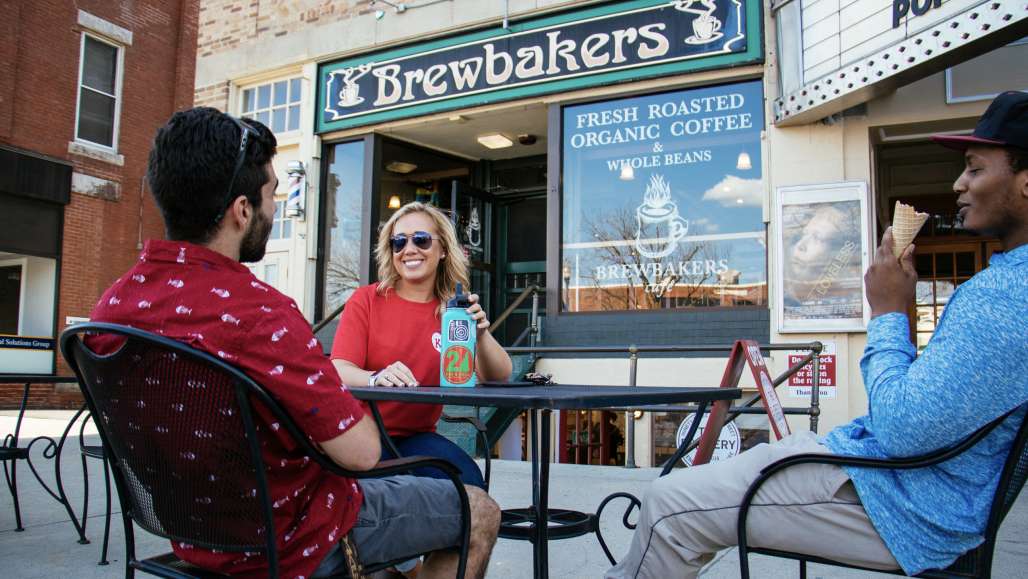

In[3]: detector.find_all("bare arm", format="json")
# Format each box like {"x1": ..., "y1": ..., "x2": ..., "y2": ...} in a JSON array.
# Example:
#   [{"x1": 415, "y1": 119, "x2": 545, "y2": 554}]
[
  {"x1": 319, "y1": 413, "x2": 381, "y2": 471},
  {"x1": 333, "y1": 357, "x2": 419, "y2": 387},
  {"x1": 467, "y1": 293, "x2": 513, "y2": 382}
]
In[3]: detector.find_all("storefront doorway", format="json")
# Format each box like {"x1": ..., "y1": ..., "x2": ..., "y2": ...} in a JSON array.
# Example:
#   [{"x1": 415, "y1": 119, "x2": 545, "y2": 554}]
[{"x1": 335, "y1": 104, "x2": 550, "y2": 344}]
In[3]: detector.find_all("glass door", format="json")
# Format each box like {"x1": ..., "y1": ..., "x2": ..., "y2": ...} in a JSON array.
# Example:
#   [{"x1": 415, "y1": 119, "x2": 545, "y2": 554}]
[{"x1": 449, "y1": 181, "x2": 495, "y2": 315}]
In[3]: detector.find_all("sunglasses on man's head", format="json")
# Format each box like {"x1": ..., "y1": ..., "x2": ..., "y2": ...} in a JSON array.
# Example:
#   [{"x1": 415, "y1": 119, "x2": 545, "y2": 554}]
[
  {"x1": 390, "y1": 231, "x2": 435, "y2": 253},
  {"x1": 212, "y1": 115, "x2": 261, "y2": 225}
]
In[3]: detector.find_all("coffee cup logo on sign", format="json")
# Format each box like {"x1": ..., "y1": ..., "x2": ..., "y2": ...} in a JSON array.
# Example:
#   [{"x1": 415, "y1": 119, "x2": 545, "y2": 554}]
[
  {"x1": 635, "y1": 174, "x2": 689, "y2": 259},
  {"x1": 336, "y1": 63, "x2": 372, "y2": 107},
  {"x1": 675, "y1": 0, "x2": 725, "y2": 45}
]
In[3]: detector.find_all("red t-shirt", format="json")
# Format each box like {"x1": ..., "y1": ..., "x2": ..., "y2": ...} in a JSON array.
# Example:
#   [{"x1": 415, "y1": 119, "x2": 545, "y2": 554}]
[
  {"x1": 331, "y1": 284, "x2": 443, "y2": 437},
  {"x1": 88, "y1": 240, "x2": 365, "y2": 579}
]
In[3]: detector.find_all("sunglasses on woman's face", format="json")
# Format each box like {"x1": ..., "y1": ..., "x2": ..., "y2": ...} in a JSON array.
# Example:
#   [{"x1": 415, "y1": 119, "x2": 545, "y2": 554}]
[{"x1": 390, "y1": 231, "x2": 435, "y2": 253}]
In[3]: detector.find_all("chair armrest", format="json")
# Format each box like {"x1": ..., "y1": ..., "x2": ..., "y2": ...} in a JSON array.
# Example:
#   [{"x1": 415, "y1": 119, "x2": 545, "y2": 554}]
[
  {"x1": 441, "y1": 413, "x2": 487, "y2": 433},
  {"x1": 320, "y1": 454, "x2": 463, "y2": 480},
  {"x1": 759, "y1": 408, "x2": 1013, "y2": 478}
]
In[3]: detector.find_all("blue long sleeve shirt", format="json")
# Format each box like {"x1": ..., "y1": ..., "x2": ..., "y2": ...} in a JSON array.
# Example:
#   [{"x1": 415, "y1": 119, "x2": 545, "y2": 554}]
[{"x1": 822, "y1": 243, "x2": 1028, "y2": 575}]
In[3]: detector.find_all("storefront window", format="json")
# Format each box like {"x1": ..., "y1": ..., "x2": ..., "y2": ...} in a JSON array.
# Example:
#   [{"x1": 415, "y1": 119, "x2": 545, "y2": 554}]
[
  {"x1": 0, "y1": 255, "x2": 57, "y2": 374},
  {"x1": 561, "y1": 80, "x2": 766, "y2": 312},
  {"x1": 321, "y1": 141, "x2": 365, "y2": 318}
]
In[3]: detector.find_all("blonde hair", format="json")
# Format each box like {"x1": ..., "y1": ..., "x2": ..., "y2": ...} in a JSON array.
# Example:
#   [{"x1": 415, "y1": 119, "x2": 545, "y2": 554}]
[{"x1": 375, "y1": 202, "x2": 470, "y2": 311}]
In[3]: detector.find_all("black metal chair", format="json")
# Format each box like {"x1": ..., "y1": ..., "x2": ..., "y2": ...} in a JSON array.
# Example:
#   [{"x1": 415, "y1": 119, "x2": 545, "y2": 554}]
[
  {"x1": 61, "y1": 322, "x2": 471, "y2": 579},
  {"x1": 53, "y1": 404, "x2": 113, "y2": 564},
  {"x1": 738, "y1": 406, "x2": 1028, "y2": 578},
  {"x1": 1, "y1": 377, "x2": 68, "y2": 533}
]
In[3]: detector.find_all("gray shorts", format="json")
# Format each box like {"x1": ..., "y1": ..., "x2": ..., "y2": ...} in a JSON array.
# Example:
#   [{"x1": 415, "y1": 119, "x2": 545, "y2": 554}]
[{"x1": 312, "y1": 475, "x2": 463, "y2": 576}]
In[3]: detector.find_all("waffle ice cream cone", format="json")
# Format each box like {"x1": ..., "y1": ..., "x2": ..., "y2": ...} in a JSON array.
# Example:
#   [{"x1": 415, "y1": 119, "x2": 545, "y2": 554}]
[{"x1": 892, "y1": 201, "x2": 929, "y2": 258}]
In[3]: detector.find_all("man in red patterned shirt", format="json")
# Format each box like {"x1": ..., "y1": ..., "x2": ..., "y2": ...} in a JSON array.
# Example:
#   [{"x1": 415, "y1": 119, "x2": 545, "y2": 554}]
[{"x1": 89, "y1": 108, "x2": 499, "y2": 579}]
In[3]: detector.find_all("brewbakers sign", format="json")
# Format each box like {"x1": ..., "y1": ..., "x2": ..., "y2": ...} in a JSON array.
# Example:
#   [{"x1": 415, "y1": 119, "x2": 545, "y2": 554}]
[{"x1": 317, "y1": 0, "x2": 760, "y2": 131}]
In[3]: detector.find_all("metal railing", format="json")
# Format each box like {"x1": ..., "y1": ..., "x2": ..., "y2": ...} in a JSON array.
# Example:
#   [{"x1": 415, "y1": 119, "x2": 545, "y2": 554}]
[{"x1": 504, "y1": 342, "x2": 823, "y2": 468}]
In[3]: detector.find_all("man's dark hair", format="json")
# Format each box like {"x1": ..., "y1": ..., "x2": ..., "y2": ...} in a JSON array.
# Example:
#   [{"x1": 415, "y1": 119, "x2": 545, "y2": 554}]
[
  {"x1": 1007, "y1": 146, "x2": 1028, "y2": 174},
  {"x1": 147, "y1": 107, "x2": 277, "y2": 243}
]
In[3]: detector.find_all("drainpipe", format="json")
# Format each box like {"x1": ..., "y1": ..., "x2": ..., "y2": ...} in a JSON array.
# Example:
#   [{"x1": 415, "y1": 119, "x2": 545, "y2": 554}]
[{"x1": 503, "y1": 0, "x2": 509, "y2": 30}]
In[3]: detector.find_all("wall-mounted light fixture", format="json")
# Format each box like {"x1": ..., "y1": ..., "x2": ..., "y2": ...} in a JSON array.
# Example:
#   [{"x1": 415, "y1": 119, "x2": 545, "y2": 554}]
[
  {"x1": 370, "y1": 0, "x2": 407, "y2": 15},
  {"x1": 388, "y1": 195, "x2": 402, "y2": 209}
]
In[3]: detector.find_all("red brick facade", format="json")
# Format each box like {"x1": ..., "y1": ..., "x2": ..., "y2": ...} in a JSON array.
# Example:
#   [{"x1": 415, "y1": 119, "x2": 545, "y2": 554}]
[{"x1": 0, "y1": 0, "x2": 199, "y2": 408}]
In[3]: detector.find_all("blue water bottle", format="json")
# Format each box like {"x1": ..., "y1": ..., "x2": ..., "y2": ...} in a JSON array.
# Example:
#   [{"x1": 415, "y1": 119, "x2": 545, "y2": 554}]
[{"x1": 440, "y1": 283, "x2": 477, "y2": 387}]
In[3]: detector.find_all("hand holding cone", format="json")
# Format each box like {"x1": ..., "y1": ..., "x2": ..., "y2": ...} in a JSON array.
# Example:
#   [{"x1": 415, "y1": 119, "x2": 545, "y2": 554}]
[{"x1": 891, "y1": 201, "x2": 929, "y2": 258}]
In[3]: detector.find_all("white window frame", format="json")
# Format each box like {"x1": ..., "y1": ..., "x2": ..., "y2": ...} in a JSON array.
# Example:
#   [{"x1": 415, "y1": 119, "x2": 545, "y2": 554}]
[
  {"x1": 74, "y1": 32, "x2": 125, "y2": 152},
  {"x1": 270, "y1": 198, "x2": 293, "y2": 241},
  {"x1": 240, "y1": 77, "x2": 303, "y2": 135}
]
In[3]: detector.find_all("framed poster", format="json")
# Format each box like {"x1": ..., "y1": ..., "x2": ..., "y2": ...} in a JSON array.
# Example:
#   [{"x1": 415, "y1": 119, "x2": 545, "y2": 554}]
[{"x1": 775, "y1": 181, "x2": 871, "y2": 333}]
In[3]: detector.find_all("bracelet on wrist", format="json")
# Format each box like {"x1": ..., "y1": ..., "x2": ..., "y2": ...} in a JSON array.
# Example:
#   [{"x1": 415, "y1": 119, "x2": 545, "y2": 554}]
[{"x1": 368, "y1": 371, "x2": 380, "y2": 387}]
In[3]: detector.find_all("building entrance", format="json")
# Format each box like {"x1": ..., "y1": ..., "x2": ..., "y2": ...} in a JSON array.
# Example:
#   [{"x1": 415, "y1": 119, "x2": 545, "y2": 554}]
[{"x1": 874, "y1": 138, "x2": 1001, "y2": 348}]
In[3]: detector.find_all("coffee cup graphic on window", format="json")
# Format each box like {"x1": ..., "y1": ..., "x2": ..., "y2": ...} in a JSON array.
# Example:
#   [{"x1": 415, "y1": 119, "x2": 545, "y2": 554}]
[{"x1": 635, "y1": 174, "x2": 689, "y2": 259}]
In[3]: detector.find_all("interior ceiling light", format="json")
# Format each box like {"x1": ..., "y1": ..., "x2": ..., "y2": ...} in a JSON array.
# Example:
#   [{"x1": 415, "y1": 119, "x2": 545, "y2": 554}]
[
  {"x1": 736, "y1": 151, "x2": 752, "y2": 171},
  {"x1": 388, "y1": 195, "x2": 402, "y2": 209},
  {"x1": 476, "y1": 133, "x2": 514, "y2": 149},
  {"x1": 385, "y1": 161, "x2": 418, "y2": 173}
]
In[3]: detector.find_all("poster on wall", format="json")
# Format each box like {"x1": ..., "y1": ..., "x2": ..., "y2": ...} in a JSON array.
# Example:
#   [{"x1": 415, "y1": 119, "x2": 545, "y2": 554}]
[
  {"x1": 787, "y1": 341, "x2": 837, "y2": 399},
  {"x1": 774, "y1": 182, "x2": 871, "y2": 333},
  {"x1": 561, "y1": 79, "x2": 767, "y2": 313}
]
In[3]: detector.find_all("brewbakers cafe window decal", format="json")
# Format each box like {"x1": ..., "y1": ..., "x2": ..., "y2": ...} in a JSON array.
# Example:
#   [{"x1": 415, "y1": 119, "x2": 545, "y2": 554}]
[{"x1": 561, "y1": 80, "x2": 766, "y2": 313}]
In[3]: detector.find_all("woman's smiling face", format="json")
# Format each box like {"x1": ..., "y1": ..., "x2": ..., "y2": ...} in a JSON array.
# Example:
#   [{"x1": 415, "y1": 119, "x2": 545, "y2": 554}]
[{"x1": 390, "y1": 211, "x2": 445, "y2": 288}]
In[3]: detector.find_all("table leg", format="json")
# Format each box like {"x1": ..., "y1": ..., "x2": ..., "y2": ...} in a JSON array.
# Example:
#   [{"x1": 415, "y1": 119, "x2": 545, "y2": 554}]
[{"x1": 532, "y1": 409, "x2": 552, "y2": 579}]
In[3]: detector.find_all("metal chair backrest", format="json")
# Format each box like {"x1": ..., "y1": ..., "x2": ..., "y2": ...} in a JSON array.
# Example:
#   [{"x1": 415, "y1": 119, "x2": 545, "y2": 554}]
[
  {"x1": 61, "y1": 322, "x2": 281, "y2": 568},
  {"x1": 946, "y1": 406, "x2": 1028, "y2": 577}
]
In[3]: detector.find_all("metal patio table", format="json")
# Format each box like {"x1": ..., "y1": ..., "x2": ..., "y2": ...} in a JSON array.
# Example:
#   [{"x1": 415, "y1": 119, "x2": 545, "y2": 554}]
[{"x1": 348, "y1": 383, "x2": 741, "y2": 579}]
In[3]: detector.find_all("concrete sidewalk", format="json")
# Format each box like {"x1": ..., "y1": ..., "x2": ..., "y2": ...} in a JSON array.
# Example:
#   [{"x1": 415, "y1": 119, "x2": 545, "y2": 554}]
[{"x1": 3, "y1": 411, "x2": 1027, "y2": 578}]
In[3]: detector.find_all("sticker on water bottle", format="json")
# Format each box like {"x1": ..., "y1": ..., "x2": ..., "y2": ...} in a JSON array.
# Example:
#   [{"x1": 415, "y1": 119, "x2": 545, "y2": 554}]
[
  {"x1": 443, "y1": 345, "x2": 474, "y2": 384},
  {"x1": 447, "y1": 319, "x2": 471, "y2": 342}
]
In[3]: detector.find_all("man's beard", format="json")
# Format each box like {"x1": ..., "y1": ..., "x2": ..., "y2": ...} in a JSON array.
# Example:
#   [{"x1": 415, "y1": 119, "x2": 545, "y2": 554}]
[{"x1": 239, "y1": 209, "x2": 272, "y2": 263}]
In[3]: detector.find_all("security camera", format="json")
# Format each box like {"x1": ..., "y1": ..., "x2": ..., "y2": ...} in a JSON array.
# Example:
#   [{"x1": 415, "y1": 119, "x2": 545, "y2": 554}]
[{"x1": 517, "y1": 134, "x2": 537, "y2": 145}]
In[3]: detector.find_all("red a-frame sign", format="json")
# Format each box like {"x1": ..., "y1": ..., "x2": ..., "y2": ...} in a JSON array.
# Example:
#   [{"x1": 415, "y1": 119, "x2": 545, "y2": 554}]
[{"x1": 692, "y1": 340, "x2": 790, "y2": 465}]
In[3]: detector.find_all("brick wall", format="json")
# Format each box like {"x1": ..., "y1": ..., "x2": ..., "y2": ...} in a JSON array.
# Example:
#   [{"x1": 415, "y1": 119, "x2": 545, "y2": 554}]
[
  {"x1": 0, "y1": 0, "x2": 199, "y2": 409},
  {"x1": 197, "y1": 0, "x2": 366, "y2": 60}
]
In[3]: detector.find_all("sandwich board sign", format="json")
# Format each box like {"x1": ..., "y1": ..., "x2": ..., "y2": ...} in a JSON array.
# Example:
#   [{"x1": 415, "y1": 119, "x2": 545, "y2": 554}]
[{"x1": 693, "y1": 339, "x2": 790, "y2": 464}]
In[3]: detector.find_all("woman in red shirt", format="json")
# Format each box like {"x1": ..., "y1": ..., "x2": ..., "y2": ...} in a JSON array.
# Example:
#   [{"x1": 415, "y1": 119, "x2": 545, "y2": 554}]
[{"x1": 331, "y1": 202, "x2": 512, "y2": 488}]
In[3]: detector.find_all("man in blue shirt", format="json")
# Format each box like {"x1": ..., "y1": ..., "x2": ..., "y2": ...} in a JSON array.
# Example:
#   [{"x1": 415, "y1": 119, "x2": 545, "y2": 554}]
[{"x1": 606, "y1": 90, "x2": 1028, "y2": 579}]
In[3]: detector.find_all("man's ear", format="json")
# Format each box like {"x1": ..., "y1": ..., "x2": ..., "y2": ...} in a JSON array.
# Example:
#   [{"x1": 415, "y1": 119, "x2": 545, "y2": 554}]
[{"x1": 226, "y1": 195, "x2": 252, "y2": 230}]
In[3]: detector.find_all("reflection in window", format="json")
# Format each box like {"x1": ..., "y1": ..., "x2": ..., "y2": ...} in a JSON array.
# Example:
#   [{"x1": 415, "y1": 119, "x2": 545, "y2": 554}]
[
  {"x1": 322, "y1": 141, "x2": 365, "y2": 317},
  {"x1": 561, "y1": 80, "x2": 766, "y2": 312}
]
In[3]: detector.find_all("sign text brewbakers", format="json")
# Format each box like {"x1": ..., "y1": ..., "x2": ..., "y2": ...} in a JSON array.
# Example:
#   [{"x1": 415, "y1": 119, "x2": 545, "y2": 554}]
[{"x1": 321, "y1": 1, "x2": 750, "y2": 127}]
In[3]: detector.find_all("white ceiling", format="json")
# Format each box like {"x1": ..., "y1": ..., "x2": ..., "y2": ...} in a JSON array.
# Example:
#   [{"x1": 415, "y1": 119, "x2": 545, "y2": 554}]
[{"x1": 377, "y1": 102, "x2": 549, "y2": 160}]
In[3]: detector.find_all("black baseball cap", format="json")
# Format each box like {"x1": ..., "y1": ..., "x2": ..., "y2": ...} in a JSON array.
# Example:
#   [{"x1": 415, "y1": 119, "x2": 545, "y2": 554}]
[{"x1": 932, "y1": 91, "x2": 1028, "y2": 151}]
